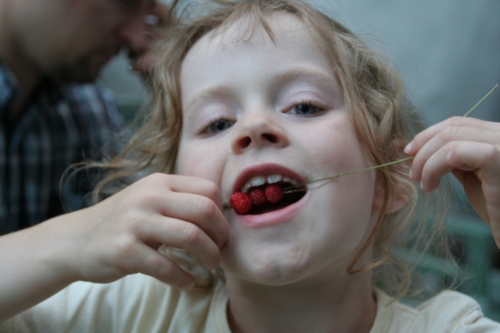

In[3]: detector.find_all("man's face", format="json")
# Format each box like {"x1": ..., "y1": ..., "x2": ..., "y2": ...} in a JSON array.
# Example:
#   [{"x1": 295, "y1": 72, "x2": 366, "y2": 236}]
[{"x1": 35, "y1": 0, "x2": 157, "y2": 83}]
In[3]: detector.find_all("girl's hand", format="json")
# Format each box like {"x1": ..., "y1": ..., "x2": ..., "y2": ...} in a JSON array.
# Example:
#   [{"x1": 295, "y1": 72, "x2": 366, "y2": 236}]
[
  {"x1": 405, "y1": 117, "x2": 500, "y2": 248},
  {"x1": 0, "y1": 173, "x2": 228, "y2": 321},
  {"x1": 60, "y1": 173, "x2": 228, "y2": 289}
]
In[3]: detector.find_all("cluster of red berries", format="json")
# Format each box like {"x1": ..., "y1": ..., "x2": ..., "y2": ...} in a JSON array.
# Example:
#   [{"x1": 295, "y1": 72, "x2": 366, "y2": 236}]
[{"x1": 229, "y1": 184, "x2": 284, "y2": 214}]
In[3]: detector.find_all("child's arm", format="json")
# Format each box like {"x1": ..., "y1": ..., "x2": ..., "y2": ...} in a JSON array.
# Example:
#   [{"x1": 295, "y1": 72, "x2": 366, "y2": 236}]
[
  {"x1": 405, "y1": 116, "x2": 500, "y2": 248},
  {"x1": 0, "y1": 173, "x2": 228, "y2": 323}
]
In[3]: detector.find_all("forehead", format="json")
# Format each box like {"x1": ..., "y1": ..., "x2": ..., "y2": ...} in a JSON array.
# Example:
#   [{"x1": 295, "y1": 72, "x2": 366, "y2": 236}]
[
  {"x1": 180, "y1": 11, "x2": 335, "y2": 100},
  {"x1": 189, "y1": 11, "x2": 310, "y2": 56}
]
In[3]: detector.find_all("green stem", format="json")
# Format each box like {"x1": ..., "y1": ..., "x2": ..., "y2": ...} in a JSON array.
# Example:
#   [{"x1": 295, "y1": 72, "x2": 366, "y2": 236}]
[
  {"x1": 285, "y1": 83, "x2": 498, "y2": 193},
  {"x1": 285, "y1": 157, "x2": 413, "y2": 192},
  {"x1": 463, "y1": 84, "x2": 498, "y2": 117},
  {"x1": 223, "y1": 84, "x2": 499, "y2": 205}
]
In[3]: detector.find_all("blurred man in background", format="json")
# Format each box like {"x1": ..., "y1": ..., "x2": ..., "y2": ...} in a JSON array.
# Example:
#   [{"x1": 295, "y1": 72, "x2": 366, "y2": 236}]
[{"x1": 0, "y1": 0, "x2": 164, "y2": 234}]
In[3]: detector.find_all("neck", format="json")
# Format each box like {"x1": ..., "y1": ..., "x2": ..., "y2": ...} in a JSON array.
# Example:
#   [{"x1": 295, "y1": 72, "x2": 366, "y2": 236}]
[
  {"x1": 225, "y1": 272, "x2": 377, "y2": 333},
  {"x1": 0, "y1": 0, "x2": 43, "y2": 119}
]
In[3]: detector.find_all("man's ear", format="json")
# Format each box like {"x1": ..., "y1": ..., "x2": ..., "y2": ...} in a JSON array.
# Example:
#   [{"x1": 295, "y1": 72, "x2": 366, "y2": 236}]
[{"x1": 372, "y1": 178, "x2": 406, "y2": 214}]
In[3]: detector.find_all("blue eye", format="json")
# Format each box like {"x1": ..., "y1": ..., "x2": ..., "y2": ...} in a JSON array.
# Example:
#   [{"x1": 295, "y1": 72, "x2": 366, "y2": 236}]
[
  {"x1": 206, "y1": 118, "x2": 234, "y2": 134},
  {"x1": 287, "y1": 102, "x2": 324, "y2": 116}
]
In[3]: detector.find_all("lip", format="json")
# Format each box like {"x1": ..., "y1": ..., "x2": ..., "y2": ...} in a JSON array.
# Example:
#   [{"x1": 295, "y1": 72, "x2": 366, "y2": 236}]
[{"x1": 229, "y1": 163, "x2": 307, "y2": 228}]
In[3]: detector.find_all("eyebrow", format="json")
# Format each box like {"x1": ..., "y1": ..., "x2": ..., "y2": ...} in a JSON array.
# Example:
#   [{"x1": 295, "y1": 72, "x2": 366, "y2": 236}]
[
  {"x1": 273, "y1": 67, "x2": 340, "y2": 92},
  {"x1": 184, "y1": 86, "x2": 236, "y2": 115},
  {"x1": 184, "y1": 67, "x2": 341, "y2": 113}
]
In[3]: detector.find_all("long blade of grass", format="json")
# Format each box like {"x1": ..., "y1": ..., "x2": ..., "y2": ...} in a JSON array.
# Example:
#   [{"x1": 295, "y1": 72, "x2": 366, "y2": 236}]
[
  {"x1": 284, "y1": 84, "x2": 498, "y2": 193},
  {"x1": 223, "y1": 84, "x2": 498, "y2": 205}
]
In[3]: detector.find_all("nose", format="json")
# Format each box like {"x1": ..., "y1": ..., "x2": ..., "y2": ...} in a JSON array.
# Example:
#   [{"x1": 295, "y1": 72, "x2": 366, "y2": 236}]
[{"x1": 231, "y1": 110, "x2": 290, "y2": 154}]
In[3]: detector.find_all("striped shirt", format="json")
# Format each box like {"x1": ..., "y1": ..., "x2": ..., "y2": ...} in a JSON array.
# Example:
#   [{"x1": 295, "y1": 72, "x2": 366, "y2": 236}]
[{"x1": 0, "y1": 63, "x2": 125, "y2": 234}]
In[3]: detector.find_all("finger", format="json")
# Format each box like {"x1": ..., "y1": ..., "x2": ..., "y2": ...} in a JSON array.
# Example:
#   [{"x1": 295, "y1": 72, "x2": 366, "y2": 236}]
[
  {"x1": 125, "y1": 243, "x2": 195, "y2": 289},
  {"x1": 408, "y1": 118, "x2": 499, "y2": 181},
  {"x1": 446, "y1": 141, "x2": 500, "y2": 184},
  {"x1": 407, "y1": 117, "x2": 496, "y2": 156},
  {"x1": 148, "y1": 174, "x2": 224, "y2": 207},
  {"x1": 449, "y1": 142, "x2": 500, "y2": 226},
  {"x1": 419, "y1": 141, "x2": 500, "y2": 192},
  {"x1": 142, "y1": 174, "x2": 228, "y2": 246},
  {"x1": 418, "y1": 144, "x2": 455, "y2": 192},
  {"x1": 154, "y1": 192, "x2": 228, "y2": 247},
  {"x1": 130, "y1": 174, "x2": 229, "y2": 246},
  {"x1": 138, "y1": 216, "x2": 221, "y2": 270}
]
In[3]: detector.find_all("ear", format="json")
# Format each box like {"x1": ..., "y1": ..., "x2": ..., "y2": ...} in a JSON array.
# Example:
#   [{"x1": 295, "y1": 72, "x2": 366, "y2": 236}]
[{"x1": 372, "y1": 177, "x2": 406, "y2": 214}]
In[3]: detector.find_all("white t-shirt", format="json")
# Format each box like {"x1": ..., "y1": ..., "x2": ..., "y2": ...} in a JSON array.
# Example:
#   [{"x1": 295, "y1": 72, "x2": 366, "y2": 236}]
[{"x1": 1, "y1": 273, "x2": 498, "y2": 332}]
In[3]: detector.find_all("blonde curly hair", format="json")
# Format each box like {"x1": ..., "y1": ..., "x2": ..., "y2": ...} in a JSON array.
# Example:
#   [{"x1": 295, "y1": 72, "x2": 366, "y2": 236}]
[{"x1": 88, "y1": 0, "x2": 458, "y2": 300}]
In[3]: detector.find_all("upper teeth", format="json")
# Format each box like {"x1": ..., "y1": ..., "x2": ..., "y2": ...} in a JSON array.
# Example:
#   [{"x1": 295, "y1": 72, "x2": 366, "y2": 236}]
[{"x1": 241, "y1": 174, "x2": 298, "y2": 193}]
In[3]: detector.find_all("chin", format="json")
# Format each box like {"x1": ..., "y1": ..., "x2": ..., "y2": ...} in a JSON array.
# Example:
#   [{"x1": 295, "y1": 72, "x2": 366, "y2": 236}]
[{"x1": 222, "y1": 245, "x2": 316, "y2": 286}]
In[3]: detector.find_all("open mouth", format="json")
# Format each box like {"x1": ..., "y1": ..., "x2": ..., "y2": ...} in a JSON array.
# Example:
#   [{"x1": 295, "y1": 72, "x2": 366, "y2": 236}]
[
  {"x1": 247, "y1": 182, "x2": 306, "y2": 215},
  {"x1": 227, "y1": 173, "x2": 307, "y2": 215}
]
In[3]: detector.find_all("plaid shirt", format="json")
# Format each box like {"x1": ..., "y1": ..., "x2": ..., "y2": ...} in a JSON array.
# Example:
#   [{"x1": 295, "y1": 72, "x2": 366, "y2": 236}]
[{"x1": 0, "y1": 64, "x2": 125, "y2": 234}]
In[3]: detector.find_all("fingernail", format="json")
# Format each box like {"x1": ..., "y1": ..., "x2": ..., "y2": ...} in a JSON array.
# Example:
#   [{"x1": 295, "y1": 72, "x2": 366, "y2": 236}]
[
  {"x1": 404, "y1": 142, "x2": 412, "y2": 154},
  {"x1": 408, "y1": 169, "x2": 413, "y2": 180}
]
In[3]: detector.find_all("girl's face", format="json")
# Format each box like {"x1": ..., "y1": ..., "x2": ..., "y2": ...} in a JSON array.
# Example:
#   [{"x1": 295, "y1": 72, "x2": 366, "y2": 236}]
[{"x1": 177, "y1": 13, "x2": 382, "y2": 286}]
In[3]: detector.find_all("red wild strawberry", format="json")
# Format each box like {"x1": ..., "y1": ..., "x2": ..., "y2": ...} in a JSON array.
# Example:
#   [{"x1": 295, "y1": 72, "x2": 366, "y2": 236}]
[
  {"x1": 248, "y1": 188, "x2": 267, "y2": 207},
  {"x1": 265, "y1": 184, "x2": 283, "y2": 204},
  {"x1": 229, "y1": 192, "x2": 252, "y2": 214}
]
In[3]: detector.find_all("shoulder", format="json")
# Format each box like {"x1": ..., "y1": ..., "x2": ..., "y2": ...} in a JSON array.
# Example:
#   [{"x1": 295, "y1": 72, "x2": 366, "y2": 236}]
[
  {"x1": 55, "y1": 84, "x2": 127, "y2": 152},
  {"x1": 0, "y1": 274, "x2": 229, "y2": 333},
  {"x1": 0, "y1": 63, "x2": 17, "y2": 107},
  {"x1": 61, "y1": 83, "x2": 116, "y2": 107},
  {"x1": 58, "y1": 83, "x2": 125, "y2": 130},
  {"x1": 371, "y1": 289, "x2": 500, "y2": 333}
]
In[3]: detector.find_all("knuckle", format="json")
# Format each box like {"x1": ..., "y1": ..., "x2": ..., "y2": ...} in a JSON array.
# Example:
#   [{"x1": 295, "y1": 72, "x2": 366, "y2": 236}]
[
  {"x1": 155, "y1": 260, "x2": 178, "y2": 281},
  {"x1": 179, "y1": 224, "x2": 202, "y2": 244},
  {"x1": 147, "y1": 173, "x2": 169, "y2": 186},
  {"x1": 438, "y1": 116, "x2": 464, "y2": 141},
  {"x1": 121, "y1": 209, "x2": 146, "y2": 232},
  {"x1": 203, "y1": 181, "x2": 221, "y2": 200},
  {"x1": 120, "y1": 235, "x2": 140, "y2": 259},
  {"x1": 439, "y1": 125, "x2": 459, "y2": 143},
  {"x1": 447, "y1": 116, "x2": 463, "y2": 127},
  {"x1": 485, "y1": 144, "x2": 498, "y2": 161},
  {"x1": 193, "y1": 196, "x2": 219, "y2": 220}
]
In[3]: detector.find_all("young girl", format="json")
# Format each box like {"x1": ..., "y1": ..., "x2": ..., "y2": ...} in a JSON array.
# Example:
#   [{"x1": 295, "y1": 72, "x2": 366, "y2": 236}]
[{"x1": 1, "y1": 0, "x2": 499, "y2": 331}]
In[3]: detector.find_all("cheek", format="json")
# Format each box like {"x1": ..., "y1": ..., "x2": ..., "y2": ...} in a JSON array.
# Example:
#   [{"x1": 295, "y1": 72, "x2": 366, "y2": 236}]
[
  {"x1": 309, "y1": 134, "x2": 366, "y2": 178},
  {"x1": 176, "y1": 142, "x2": 203, "y2": 175},
  {"x1": 317, "y1": 175, "x2": 378, "y2": 259},
  {"x1": 176, "y1": 141, "x2": 222, "y2": 180}
]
